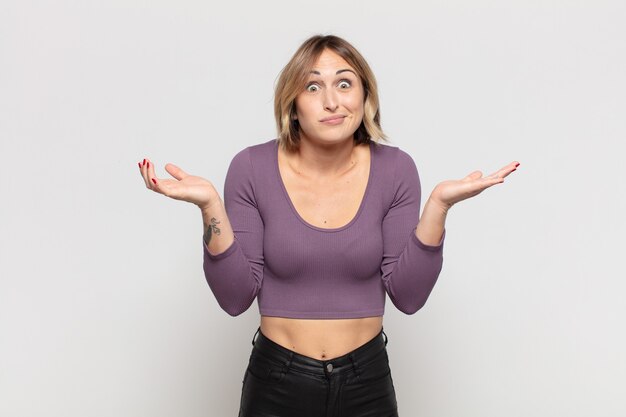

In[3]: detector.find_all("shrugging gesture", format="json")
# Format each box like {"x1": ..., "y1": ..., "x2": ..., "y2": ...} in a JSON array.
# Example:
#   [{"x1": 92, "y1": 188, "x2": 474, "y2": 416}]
[
  {"x1": 138, "y1": 157, "x2": 235, "y2": 256},
  {"x1": 415, "y1": 160, "x2": 520, "y2": 247},
  {"x1": 137, "y1": 158, "x2": 219, "y2": 210},
  {"x1": 430, "y1": 161, "x2": 520, "y2": 212}
]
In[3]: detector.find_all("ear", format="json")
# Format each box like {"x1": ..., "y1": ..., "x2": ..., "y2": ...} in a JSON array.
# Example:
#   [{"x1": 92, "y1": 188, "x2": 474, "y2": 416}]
[{"x1": 290, "y1": 102, "x2": 299, "y2": 120}]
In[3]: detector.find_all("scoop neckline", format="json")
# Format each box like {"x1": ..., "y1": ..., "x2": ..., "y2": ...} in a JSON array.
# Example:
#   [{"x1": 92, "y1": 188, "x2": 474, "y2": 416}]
[{"x1": 274, "y1": 140, "x2": 375, "y2": 233}]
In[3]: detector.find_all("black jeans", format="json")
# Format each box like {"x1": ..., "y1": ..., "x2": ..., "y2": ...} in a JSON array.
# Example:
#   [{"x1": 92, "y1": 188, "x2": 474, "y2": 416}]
[{"x1": 238, "y1": 326, "x2": 399, "y2": 417}]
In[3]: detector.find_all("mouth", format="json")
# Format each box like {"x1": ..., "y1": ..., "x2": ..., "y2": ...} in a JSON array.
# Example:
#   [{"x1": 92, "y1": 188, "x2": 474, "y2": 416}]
[{"x1": 320, "y1": 115, "x2": 347, "y2": 123}]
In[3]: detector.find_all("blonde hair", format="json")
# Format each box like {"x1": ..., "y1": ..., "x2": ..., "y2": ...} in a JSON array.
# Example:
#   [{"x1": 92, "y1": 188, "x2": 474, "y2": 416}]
[{"x1": 274, "y1": 35, "x2": 388, "y2": 152}]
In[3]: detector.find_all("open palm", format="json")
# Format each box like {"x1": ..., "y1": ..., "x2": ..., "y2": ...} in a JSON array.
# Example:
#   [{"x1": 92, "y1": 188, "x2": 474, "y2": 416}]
[
  {"x1": 431, "y1": 161, "x2": 520, "y2": 210},
  {"x1": 138, "y1": 159, "x2": 219, "y2": 209}
]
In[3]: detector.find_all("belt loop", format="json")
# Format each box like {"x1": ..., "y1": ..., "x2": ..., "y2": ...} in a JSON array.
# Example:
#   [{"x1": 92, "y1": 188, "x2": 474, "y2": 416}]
[
  {"x1": 283, "y1": 351, "x2": 294, "y2": 374},
  {"x1": 251, "y1": 326, "x2": 260, "y2": 346},
  {"x1": 349, "y1": 353, "x2": 360, "y2": 379},
  {"x1": 382, "y1": 329, "x2": 388, "y2": 346}
]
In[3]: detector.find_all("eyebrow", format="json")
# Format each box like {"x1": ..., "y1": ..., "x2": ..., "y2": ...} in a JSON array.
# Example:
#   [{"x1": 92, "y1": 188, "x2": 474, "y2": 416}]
[{"x1": 309, "y1": 69, "x2": 356, "y2": 76}]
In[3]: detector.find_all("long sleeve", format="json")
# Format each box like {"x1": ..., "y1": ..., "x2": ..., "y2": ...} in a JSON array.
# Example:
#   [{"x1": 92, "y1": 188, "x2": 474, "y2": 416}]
[
  {"x1": 381, "y1": 150, "x2": 446, "y2": 314},
  {"x1": 202, "y1": 147, "x2": 264, "y2": 317}
]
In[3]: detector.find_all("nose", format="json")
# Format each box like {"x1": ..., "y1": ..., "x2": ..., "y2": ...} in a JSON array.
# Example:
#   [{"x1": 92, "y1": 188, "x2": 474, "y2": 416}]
[{"x1": 322, "y1": 89, "x2": 338, "y2": 112}]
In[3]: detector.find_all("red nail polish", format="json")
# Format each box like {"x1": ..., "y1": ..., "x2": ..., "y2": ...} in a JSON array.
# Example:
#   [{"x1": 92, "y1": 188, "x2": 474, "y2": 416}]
[
  {"x1": 152, "y1": 178, "x2": 157, "y2": 185},
  {"x1": 147, "y1": 162, "x2": 150, "y2": 169},
  {"x1": 515, "y1": 163, "x2": 520, "y2": 167},
  {"x1": 138, "y1": 162, "x2": 141, "y2": 169},
  {"x1": 143, "y1": 159, "x2": 146, "y2": 166}
]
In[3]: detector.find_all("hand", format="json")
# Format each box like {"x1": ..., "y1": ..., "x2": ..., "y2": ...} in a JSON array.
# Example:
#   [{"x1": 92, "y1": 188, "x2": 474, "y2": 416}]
[
  {"x1": 429, "y1": 161, "x2": 520, "y2": 211},
  {"x1": 138, "y1": 158, "x2": 220, "y2": 210}
]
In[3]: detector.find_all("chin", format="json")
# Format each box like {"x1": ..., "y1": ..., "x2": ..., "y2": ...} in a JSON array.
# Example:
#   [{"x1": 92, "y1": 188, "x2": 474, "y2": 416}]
[
  {"x1": 319, "y1": 131, "x2": 359, "y2": 143},
  {"x1": 314, "y1": 136, "x2": 355, "y2": 146}
]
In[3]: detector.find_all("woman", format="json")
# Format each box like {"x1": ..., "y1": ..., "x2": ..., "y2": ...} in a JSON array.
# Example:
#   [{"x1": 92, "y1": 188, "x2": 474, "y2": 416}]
[{"x1": 138, "y1": 35, "x2": 518, "y2": 416}]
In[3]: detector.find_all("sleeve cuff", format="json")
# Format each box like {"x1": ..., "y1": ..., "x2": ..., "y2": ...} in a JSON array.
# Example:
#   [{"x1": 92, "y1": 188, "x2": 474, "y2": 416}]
[
  {"x1": 411, "y1": 227, "x2": 446, "y2": 252},
  {"x1": 203, "y1": 236, "x2": 238, "y2": 260}
]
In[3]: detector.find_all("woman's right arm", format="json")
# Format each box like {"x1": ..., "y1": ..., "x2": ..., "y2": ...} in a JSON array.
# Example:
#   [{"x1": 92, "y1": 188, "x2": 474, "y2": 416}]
[
  {"x1": 138, "y1": 149, "x2": 264, "y2": 316},
  {"x1": 138, "y1": 158, "x2": 235, "y2": 256},
  {"x1": 200, "y1": 197, "x2": 235, "y2": 257}
]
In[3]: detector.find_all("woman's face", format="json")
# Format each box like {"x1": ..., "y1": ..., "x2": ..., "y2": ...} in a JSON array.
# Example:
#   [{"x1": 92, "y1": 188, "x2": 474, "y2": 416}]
[{"x1": 294, "y1": 49, "x2": 365, "y2": 146}]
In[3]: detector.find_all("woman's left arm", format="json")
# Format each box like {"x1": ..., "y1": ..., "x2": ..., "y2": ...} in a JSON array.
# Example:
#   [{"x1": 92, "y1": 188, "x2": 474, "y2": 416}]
[{"x1": 415, "y1": 161, "x2": 520, "y2": 245}]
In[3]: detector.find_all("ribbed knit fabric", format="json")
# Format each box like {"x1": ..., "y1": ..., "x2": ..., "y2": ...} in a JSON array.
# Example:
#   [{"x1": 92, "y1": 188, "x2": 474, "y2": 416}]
[{"x1": 203, "y1": 138, "x2": 446, "y2": 318}]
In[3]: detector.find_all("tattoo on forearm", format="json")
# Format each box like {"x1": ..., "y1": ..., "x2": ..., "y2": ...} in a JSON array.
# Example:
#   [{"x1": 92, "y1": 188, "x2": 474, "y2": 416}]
[{"x1": 203, "y1": 217, "x2": 221, "y2": 245}]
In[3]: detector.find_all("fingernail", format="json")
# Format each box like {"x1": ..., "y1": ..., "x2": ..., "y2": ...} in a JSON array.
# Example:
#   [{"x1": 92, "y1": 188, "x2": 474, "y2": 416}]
[
  {"x1": 152, "y1": 178, "x2": 157, "y2": 185},
  {"x1": 147, "y1": 162, "x2": 150, "y2": 169},
  {"x1": 143, "y1": 159, "x2": 146, "y2": 166},
  {"x1": 138, "y1": 162, "x2": 141, "y2": 169},
  {"x1": 515, "y1": 162, "x2": 520, "y2": 167}
]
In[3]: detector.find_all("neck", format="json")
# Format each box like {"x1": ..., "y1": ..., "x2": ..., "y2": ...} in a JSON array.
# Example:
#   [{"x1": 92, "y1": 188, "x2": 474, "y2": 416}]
[{"x1": 289, "y1": 138, "x2": 359, "y2": 178}]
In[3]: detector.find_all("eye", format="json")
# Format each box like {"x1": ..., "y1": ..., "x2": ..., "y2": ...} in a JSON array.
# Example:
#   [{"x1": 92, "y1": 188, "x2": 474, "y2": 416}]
[
  {"x1": 306, "y1": 83, "x2": 320, "y2": 92},
  {"x1": 338, "y1": 80, "x2": 352, "y2": 89}
]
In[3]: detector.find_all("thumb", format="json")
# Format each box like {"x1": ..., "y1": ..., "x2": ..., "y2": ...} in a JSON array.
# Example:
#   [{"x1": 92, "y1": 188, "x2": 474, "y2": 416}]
[
  {"x1": 165, "y1": 163, "x2": 189, "y2": 180},
  {"x1": 464, "y1": 170, "x2": 483, "y2": 181}
]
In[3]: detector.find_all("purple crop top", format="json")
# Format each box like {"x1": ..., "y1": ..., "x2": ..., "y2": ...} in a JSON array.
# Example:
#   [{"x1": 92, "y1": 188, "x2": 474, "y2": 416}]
[{"x1": 202, "y1": 139, "x2": 446, "y2": 318}]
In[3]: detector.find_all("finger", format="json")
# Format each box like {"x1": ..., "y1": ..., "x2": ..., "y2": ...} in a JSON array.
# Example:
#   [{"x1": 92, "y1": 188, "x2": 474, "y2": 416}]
[
  {"x1": 150, "y1": 175, "x2": 161, "y2": 193},
  {"x1": 488, "y1": 161, "x2": 520, "y2": 179},
  {"x1": 469, "y1": 176, "x2": 504, "y2": 194},
  {"x1": 147, "y1": 160, "x2": 160, "y2": 191},
  {"x1": 505, "y1": 161, "x2": 520, "y2": 177},
  {"x1": 463, "y1": 170, "x2": 483, "y2": 182},
  {"x1": 488, "y1": 177, "x2": 505, "y2": 188},
  {"x1": 139, "y1": 158, "x2": 151, "y2": 188},
  {"x1": 165, "y1": 163, "x2": 189, "y2": 181}
]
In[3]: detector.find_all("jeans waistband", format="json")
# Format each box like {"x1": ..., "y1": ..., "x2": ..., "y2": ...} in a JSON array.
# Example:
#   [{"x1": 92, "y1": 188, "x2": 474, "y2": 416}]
[{"x1": 250, "y1": 326, "x2": 388, "y2": 377}]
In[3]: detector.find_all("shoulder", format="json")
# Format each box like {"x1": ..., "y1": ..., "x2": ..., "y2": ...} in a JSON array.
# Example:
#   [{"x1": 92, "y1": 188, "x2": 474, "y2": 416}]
[
  {"x1": 372, "y1": 141, "x2": 417, "y2": 172},
  {"x1": 372, "y1": 143, "x2": 420, "y2": 202},
  {"x1": 245, "y1": 138, "x2": 277, "y2": 158},
  {"x1": 229, "y1": 138, "x2": 277, "y2": 172}
]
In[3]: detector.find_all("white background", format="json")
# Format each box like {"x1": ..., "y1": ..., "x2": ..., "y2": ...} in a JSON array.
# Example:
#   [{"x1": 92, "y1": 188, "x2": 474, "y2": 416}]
[{"x1": 1, "y1": 1, "x2": 625, "y2": 416}]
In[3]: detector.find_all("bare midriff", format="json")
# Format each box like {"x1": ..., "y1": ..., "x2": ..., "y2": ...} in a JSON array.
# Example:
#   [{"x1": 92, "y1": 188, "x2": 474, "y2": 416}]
[{"x1": 259, "y1": 316, "x2": 384, "y2": 360}]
